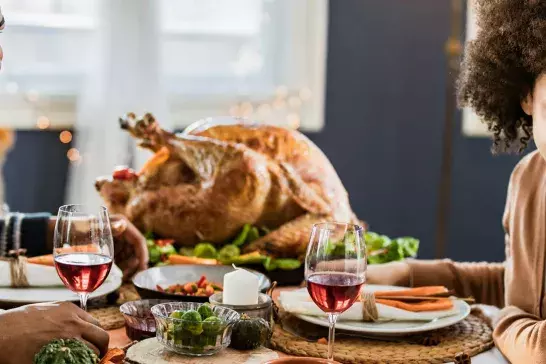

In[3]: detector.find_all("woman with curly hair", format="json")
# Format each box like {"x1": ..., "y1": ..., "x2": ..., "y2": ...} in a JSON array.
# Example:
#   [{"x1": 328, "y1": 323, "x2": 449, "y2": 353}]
[{"x1": 365, "y1": 1, "x2": 546, "y2": 362}]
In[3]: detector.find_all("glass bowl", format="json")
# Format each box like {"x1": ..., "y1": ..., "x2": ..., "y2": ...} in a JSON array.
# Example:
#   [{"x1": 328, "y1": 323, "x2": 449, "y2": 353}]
[
  {"x1": 151, "y1": 302, "x2": 240, "y2": 356},
  {"x1": 119, "y1": 299, "x2": 172, "y2": 341}
]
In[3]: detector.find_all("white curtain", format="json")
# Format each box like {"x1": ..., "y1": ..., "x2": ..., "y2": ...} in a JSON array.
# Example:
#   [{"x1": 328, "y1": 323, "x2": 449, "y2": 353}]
[{"x1": 66, "y1": 0, "x2": 170, "y2": 207}]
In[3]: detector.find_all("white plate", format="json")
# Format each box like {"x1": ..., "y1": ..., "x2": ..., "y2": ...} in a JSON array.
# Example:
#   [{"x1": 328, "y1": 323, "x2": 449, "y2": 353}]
[
  {"x1": 0, "y1": 270, "x2": 122, "y2": 305},
  {"x1": 296, "y1": 284, "x2": 471, "y2": 336}
]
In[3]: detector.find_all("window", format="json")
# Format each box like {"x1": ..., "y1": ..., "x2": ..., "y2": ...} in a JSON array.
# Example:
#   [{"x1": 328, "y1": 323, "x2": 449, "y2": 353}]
[
  {"x1": 461, "y1": 0, "x2": 489, "y2": 137},
  {"x1": 0, "y1": 0, "x2": 327, "y2": 131}
]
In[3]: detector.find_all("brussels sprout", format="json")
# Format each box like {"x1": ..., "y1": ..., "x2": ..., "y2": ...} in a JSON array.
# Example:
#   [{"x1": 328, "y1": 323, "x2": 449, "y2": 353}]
[
  {"x1": 193, "y1": 243, "x2": 218, "y2": 259},
  {"x1": 181, "y1": 310, "x2": 203, "y2": 335},
  {"x1": 179, "y1": 246, "x2": 195, "y2": 256},
  {"x1": 159, "y1": 244, "x2": 177, "y2": 256},
  {"x1": 200, "y1": 333, "x2": 218, "y2": 347},
  {"x1": 197, "y1": 303, "x2": 214, "y2": 320},
  {"x1": 203, "y1": 316, "x2": 223, "y2": 335},
  {"x1": 218, "y1": 244, "x2": 241, "y2": 264},
  {"x1": 169, "y1": 310, "x2": 184, "y2": 319},
  {"x1": 148, "y1": 244, "x2": 161, "y2": 264}
]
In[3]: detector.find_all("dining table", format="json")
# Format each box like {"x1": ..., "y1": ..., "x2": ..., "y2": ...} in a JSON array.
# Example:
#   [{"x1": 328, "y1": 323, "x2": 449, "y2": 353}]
[{"x1": 106, "y1": 293, "x2": 510, "y2": 364}]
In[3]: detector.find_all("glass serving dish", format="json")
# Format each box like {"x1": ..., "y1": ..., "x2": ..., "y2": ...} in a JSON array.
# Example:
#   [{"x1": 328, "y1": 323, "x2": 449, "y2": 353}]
[
  {"x1": 119, "y1": 299, "x2": 172, "y2": 341},
  {"x1": 151, "y1": 302, "x2": 240, "y2": 356}
]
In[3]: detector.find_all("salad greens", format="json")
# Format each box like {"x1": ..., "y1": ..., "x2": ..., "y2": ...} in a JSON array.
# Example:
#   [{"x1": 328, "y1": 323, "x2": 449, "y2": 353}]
[{"x1": 326, "y1": 231, "x2": 419, "y2": 264}]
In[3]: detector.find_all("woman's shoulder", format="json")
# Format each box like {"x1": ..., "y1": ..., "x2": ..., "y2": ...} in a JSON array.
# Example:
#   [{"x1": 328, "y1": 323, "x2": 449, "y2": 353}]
[
  {"x1": 512, "y1": 149, "x2": 545, "y2": 178},
  {"x1": 508, "y1": 149, "x2": 546, "y2": 197}
]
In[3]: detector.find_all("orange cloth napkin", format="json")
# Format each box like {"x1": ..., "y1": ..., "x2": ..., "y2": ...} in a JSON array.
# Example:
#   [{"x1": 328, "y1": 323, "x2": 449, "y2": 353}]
[{"x1": 373, "y1": 286, "x2": 454, "y2": 312}]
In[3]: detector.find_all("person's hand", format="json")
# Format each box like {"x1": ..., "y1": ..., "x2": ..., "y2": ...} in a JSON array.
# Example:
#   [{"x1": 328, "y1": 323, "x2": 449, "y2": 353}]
[
  {"x1": 110, "y1": 215, "x2": 148, "y2": 280},
  {"x1": 315, "y1": 260, "x2": 411, "y2": 286},
  {"x1": 0, "y1": 7, "x2": 5, "y2": 70},
  {"x1": 0, "y1": 301, "x2": 109, "y2": 364},
  {"x1": 366, "y1": 262, "x2": 411, "y2": 286}
]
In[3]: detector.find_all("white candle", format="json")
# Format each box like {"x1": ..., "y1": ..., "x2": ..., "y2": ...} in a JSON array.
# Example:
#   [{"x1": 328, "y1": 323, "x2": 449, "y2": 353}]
[{"x1": 223, "y1": 267, "x2": 259, "y2": 305}]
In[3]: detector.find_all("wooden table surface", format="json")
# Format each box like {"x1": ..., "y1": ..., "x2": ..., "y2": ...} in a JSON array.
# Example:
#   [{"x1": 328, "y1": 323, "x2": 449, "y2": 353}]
[{"x1": 106, "y1": 295, "x2": 507, "y2": 364}]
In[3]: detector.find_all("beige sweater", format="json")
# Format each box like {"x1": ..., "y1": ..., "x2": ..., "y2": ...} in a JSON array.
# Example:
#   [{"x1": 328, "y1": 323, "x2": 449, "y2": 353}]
[{"x1": 398, "y1": 150, "x2": 546, "y2": 363}]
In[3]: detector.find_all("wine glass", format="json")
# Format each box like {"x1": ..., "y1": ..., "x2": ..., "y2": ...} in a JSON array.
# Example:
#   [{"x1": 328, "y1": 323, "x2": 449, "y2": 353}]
[
  {"x1": 53, "y1": 204, "x2": 114, "y2": 311},
  {"x1": 305, "y1": 222, "x2": 366, "y2": 362}
]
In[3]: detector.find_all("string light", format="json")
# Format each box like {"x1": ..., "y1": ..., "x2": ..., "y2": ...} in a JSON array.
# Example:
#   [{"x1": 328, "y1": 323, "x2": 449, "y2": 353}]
[
  {"x1": 36, "y1": 116, "x2": 50, "y2": 130},
  {"x1": 288, "y1": 96, "x2": 302, "y2": 109},
  {"x1": 299, "y1": 87, "x2": 312, "y2": 101},
  {"x1": 67, "y1": 148, "x2": 80, "y2": 162},
  {"x1": 272, "y1": 98, "x2": 286, "y2": 110},
  {"x1": 275, "y1": 85, "x2": 289, "y2": 99},
  {"x1": 59, "y1": 130, "x2": 72, "y2": 144},
  {"x1": 256, "y1": 103, "x2": 272, "y2": 116},
  {"x1": 229, "y1": 104, "x2": 241, "y2": 116},
  {"x1": 5, "y1": 82, "x2": 18, "y2": 94},
  {"x1": 286, "y1": 113, "x2": 300, "y2": 129},
  {"x1": 26, "y1": 89, "x2": 39, "y2": 103},
  {"x1": 240, "y1": 102, "x2": 254, "y2": 117}
]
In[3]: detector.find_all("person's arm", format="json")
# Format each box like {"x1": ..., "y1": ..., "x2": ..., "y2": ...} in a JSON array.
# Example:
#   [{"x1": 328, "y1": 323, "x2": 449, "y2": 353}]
[
  {"x1": 0, "y1": 213, "x2": 52, "y2": 257},
  {"x1": 367, "y1": 259, "x2": 505, "y2": 307},
  {"x1": 492, "y1": 307, "x2": 546, "y2": 364},
  {"x1": 407, "y1": 259, "x2": 504, "y2": 307}
]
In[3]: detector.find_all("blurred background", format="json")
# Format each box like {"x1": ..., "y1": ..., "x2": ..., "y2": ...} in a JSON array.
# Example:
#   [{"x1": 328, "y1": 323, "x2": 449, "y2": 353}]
[{"x1": 0, "y1": 0, "x2": 527, "y2": 263}]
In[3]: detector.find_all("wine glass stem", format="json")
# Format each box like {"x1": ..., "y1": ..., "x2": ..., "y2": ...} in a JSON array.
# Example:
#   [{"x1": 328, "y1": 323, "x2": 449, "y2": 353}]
[
  {"x1": 327, "y1": 313, "x2": 338, "y2": 362},
  {"x1": 79, "y1": 292, "x2": 89, "y2": 312}
]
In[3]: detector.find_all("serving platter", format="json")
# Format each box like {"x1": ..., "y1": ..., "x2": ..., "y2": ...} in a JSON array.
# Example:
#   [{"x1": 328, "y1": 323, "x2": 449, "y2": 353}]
[
  {"x1": 296, "y1": 285, "x2": 471, "y2": 336},
  {"x1": 133, "y1": 265, "x2": 271, "y2": 302}
]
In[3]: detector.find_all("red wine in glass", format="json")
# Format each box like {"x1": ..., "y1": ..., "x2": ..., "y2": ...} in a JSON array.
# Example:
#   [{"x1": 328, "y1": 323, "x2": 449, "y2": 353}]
[
  {"x1": 305, "y1": 222, "x2": 366, "y2": 362},
  {"x1": 307, "y1": 272, "x2": 364, "y2": 313},
  {"x1": 55, "y1": 253, "x2": 113, "y2": 293}
]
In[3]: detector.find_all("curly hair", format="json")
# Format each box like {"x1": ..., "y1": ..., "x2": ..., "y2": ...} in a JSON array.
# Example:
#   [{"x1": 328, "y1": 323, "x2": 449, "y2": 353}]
[{"x1": 457, "y1": 0, "x2": 546, "y2": 153}]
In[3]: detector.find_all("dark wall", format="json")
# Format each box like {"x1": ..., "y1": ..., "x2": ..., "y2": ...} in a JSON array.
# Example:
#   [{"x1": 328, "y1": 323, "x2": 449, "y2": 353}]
[
  {"x1": 2, "y1": 0, "x2": 526, "y2": 262},
  {"x1": 306, "y1": 0, "x2": 523, "y2": 262},
  {"x1": 4, "y1": 130, "x2": 71, "y2": 214}
]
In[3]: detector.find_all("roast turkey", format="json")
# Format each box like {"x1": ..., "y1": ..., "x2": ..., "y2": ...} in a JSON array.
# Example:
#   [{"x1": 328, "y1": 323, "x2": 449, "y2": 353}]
[{"x1": 95, "y1": 113, "x2": 360, "y2": 258}]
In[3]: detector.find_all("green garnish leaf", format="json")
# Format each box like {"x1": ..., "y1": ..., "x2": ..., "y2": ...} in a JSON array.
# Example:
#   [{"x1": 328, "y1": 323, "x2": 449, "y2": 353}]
[
  {"x1": 273, "y1": 258, "x2": 301, "y2": 271},
  {"x1": 232, "y1": 224, "x2": 251, "y2": 247}
]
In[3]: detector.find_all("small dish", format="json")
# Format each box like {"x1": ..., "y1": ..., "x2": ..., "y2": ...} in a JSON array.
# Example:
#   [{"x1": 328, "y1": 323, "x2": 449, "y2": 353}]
[
  {"x1": 120, "y1": 299, "x2": 172, "y2": 341},
  {"x1": 264, "y1": 357, "x2": 341, "y2": 364},
  {"x1": 151, "y1": 301, "x2": 240, "y2": 356}
]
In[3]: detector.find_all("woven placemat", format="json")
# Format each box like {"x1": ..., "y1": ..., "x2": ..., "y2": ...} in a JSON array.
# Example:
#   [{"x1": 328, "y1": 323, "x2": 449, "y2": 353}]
[
  {"x1": 270, "y1": 309, "x2": 493, "y2": 364},
  {"x1": 89, "y1": 284, "x2": 140, "y2": 330}
]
